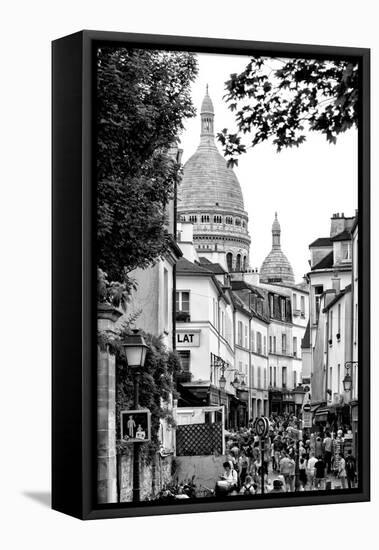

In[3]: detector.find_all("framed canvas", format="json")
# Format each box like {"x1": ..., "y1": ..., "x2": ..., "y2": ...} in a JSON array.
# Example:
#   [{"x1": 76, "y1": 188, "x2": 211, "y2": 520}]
[{"x1": 52, "y1": 30, "x2": 370, "y2": 520}]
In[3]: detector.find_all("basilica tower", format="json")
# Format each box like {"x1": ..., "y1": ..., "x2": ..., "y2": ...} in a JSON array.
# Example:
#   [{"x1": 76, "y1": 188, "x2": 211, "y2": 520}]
[
  {"x1": 260, "y1": 213, "x2": 295, "y2": 284},
  {"x1": 177, "y1": 87, "x2": 251, "y2": 272}
]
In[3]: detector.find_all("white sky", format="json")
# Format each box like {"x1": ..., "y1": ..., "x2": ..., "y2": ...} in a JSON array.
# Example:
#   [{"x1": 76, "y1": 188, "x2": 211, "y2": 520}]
[{"x1": 178, "y1": 53, "x2": 358, "y2": 282}]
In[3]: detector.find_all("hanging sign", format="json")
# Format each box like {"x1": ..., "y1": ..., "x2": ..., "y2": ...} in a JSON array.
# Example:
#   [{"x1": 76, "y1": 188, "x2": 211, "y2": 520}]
[
  {"x1": 121, "y1": 409, "x2": 151, "y2": 443},
  {"x1": 176, "y1": 330, "x2": 200, "y2": 347}
]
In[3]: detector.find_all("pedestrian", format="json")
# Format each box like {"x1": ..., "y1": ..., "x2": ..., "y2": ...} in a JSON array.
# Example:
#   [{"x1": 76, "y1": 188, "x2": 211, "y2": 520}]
[
  {"x1": 315, "y1": 436, "x2": 323, "y2": 458},
  {"x1": 239, "y1": 474, "x2": 256, "y2": 496},
  {"x1": 337, "y1": 453, "x2": 347, "y2": 489},
  {"x1": 270, "y1": 479, "x2": 285, "y2": 493},
  {"x1": 298, "y1": 456, "x2": 307, "y2": 490},
  {"x1": 238, "y1": 450, "x2": 249, "y2": 485},
  {"x1": 279, "y1": 452, "x2": 292, "y2": 492},
  {"x1": 323, "y1": 431, "x2": 333, "y2": 474},
  {"x1": 307, "y1": 453, "x2": 318, "y2": 490},
  {"x1": 345, "y1": 450, "x2": 356, "y2": 488},
  {"x1": 273, "y1": 435, "x2": 283, "y2": 472},
  {"x1": 314, "y1": 455, "x2": 326, "y2": 490}
]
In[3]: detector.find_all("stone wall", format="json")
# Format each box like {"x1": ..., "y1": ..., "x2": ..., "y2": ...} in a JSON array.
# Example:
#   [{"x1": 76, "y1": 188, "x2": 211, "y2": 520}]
[
  {"x1": 120, "y1": 448, "x2": 174, "y2": 502},
  {"x1": 173, "y1": 454, "x2": 224, "y2": 494}
]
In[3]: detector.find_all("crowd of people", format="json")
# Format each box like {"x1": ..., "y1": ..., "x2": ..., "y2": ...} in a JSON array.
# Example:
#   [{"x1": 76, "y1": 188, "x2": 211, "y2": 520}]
[{"x1": 216, "y1": 414, "x2": 357, "y2": 496}]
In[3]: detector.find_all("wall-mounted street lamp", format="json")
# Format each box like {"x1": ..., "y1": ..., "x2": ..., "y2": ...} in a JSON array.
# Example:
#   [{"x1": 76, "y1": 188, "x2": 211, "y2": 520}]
[
  {"x1": 343, "y1": 361, "x2": 357, "y2": 393},
  {"x1": 122, "y1": 330, "x2": 148, "y2": 503}
]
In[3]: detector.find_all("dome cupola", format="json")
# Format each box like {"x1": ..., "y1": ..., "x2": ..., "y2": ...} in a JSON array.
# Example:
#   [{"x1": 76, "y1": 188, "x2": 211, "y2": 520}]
[
  {"x1": 260, "y1": 213, "x2": 295, "y2": 284},
  {"x1": 177, "y1": 87, "x2": 250, "y2": 273}
]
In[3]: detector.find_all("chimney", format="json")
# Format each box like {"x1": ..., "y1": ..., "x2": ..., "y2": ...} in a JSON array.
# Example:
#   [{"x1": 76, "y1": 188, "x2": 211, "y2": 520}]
[{"x1": 332, "y1": 277, "x2": 341, "y2": 293}]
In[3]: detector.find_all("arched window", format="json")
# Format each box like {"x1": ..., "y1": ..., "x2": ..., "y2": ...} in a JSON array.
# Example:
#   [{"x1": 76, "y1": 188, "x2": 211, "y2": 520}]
[
  {"x1": 235, "y1": 218, "x2": 241, "y2": 226},
  {"x1": 213, "y1": 215, "x2": 222, "y2": 224},
  {"x1": 226, "y1": 252, "x2": 233, "y2": 272},
  {"x1": 201, "y1": 215, "x2": 210, "y2": 223},
  {"x1": 242, "y1": 256, "x2": 247, "y2": 271},
  {"x1": 225, "y1": 216, "x2": 233, "y2": 225},
  {"x1": 236, "y1": 254, "x2": 241, "y2": 272},
  {"x1": 189, "y1": 215, "x2": 197, "y2": 223}
]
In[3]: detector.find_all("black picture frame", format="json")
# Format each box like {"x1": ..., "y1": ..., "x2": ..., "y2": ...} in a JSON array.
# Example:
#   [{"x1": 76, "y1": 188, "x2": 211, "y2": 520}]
[{"x1": 52, "y1": 30, "x2": 370, "y2": 520}]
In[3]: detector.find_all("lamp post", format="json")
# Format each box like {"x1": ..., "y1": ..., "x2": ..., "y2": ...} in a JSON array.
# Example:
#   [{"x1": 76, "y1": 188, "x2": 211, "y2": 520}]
[{"x1": 122, "y1": 330, "x2": 148, "y2": 503}]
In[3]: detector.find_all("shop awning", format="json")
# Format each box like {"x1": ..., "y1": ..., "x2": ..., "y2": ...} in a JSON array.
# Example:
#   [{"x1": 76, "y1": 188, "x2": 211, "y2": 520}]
[{"x1": 315, "y1": 407, "x2": 329, "y2": 422}]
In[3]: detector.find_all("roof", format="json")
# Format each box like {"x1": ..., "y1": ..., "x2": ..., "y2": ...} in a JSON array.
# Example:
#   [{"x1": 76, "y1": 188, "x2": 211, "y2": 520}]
[
  {"x1": 323, "y1": 284, "x2": 352, "y2": 311},
  {"x1": 176, "y1": 257, "x2": 213, "y2": 275},
  {"x1": 309, "y1": 237, "x2": 333, "y2": 248},
  {"x1": 331, "y1": 229, "x2": 352, "y2": 241},
  {"x1": 311, "y1": 250, "x2": 334, "y2": 270},
  {"x1": 199, "y1": 257, "x2": 227, "y2": 274},
  {"x1": 301, "y1": 322, "x2": 311, "y2": 349}
]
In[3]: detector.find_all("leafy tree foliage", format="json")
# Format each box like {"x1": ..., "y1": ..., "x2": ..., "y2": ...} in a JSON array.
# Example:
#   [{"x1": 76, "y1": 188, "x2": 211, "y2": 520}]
[
  {"x1": 217, "y1": 57, "x2": 358, "y2": 165},
  {"x1": 97, "y1": 47, "x2": 198, "y2": 283}
]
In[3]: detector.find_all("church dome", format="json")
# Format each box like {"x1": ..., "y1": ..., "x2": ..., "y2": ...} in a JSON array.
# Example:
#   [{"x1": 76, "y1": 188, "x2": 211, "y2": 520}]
[
  {"x1": 178, "y1": 87, "x2": 245, "y2": 213},
  {"x1": 178, "y1": 141, "x2": 245, "y2": 212},
  {"x1": 260, "y1": 213, "x2": 295, "y2": 284},
  {"x1": 177, "y1": 87, "x2": 250, "y2": 274}
]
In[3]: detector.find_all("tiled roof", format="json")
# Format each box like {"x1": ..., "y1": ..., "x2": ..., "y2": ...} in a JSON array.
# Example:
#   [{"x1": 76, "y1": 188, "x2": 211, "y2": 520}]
[
  {"x1": 199, "y1": 257, "x2": 226, "y2": 274},
  {"x1": 312, "y1": 250, "x2": 334, "y2": 270},
  {"x1": 176, "y1": 257, "x2": 213, "y2": 275},
  {"x1": 331, "y1": 229, "x2": 351, "y2": 241},
  {"x1": 309, "y1": 237, "x2": 333, "y2": 247}
]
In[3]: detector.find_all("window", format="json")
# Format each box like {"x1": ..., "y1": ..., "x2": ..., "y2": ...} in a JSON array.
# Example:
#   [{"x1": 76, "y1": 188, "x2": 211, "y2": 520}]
[
  {"x1": 338, "y1": 364, "x2": 341, "y2": 393},
  {"x1": 237, "y1": 321, "x2": 243, "y2": 346},
  {"x1": 282, "y1": 366, "x2": 287, "y2": 388},
  {"x1": 270, "y1": 366, "x2": 273, "y2": 386},
  {"x1": 178, "y1": 350, "x2": 190, "y2": 372},
  {"x1": 269, "y1": 336, "x2": 272, "y2": 353},
  {"x1": 263, "y1": 336, "x2": 267, "y2": 355},
  {"x1": 269, "y1": 295, "x2": 274, "y2": 317},
  {"x1": 213, "y1": 215, "x2": 222, "y2": 223},
  {"x1": 242, "y1": 256, "x2": 247, "y2": 271},
  {"x1": 273, "y1": 336, "x2": 277, "y2": 353},
  {"x1": 300, "y1": 295, "x2": 305, "y2": 317},
  {"x1": 176, "y1": 291, "x2": 190, "y2": 314},
  {"x1": 201, "y1": 215, "x2": 210, "y2": 223},
  {"x1": 264, "y1": 369, "x2": 267, "y2": 389},
  {"x1": 225, "y1": 216, "x2": 233, "y2": 225},
  {"x1": 257, "y1": 332, "x2": 262, "y2": 354},
  {"x1": 280, "y1": 298, "x2": 286, "y2": 321},
  {"x1": 251, "y1": 331, "x2": 255, "y2": 352},
  {"x1": 314, "y1": 285, "x2": 323, "y2": 323},
  {"x1": 293, "y1": 336, "x2": 297, "y2": 357},
  {"x1": 293, "y1": 371, "x2": 297, "y2": 388},
  {"x1": 244, "y1": 325, "x2": 248, "y2": 348},
  {"x1": 293, "y1": 293, "x2": 297, "y2": 310},
  {"x1": 189, "y1": 215, "x2": 197, "y2": 223},
  {"x1": 236, "y1": 254, "x2": 241, "y2": 271},
  {"x1": 282, "y1": 333, "x2": 287, "y2": 354},
  {"x1": 251, "y1": 365, "x2": 255, "y2": 387},
  {"x1": 226, "y1": 252, "x2": 233, "y2": 272},
  {"x1": 257, "y1": 367, "x2": 261, "y2": 388},
  {"x1": 274, "y1": 367, "x2": 277, "y2": 387},
  {"x1": 164, "y1": 268, "x2": 168, "y2": 329},
  {"x1": 329, "y1": 366, "x2": 333, "y2": 390},
  {"x1": 337, "y1": 304, "x2": 341, "y2": 334},
  {"x1": 341, "y1": 242, "x2": 351, "y2": 261},
  {"x1": 235, "y1": 218, "x2": 241, "y2": 226},
  {"x1": 329, "y1": 311, "x2": 333, "y2": 341}
]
